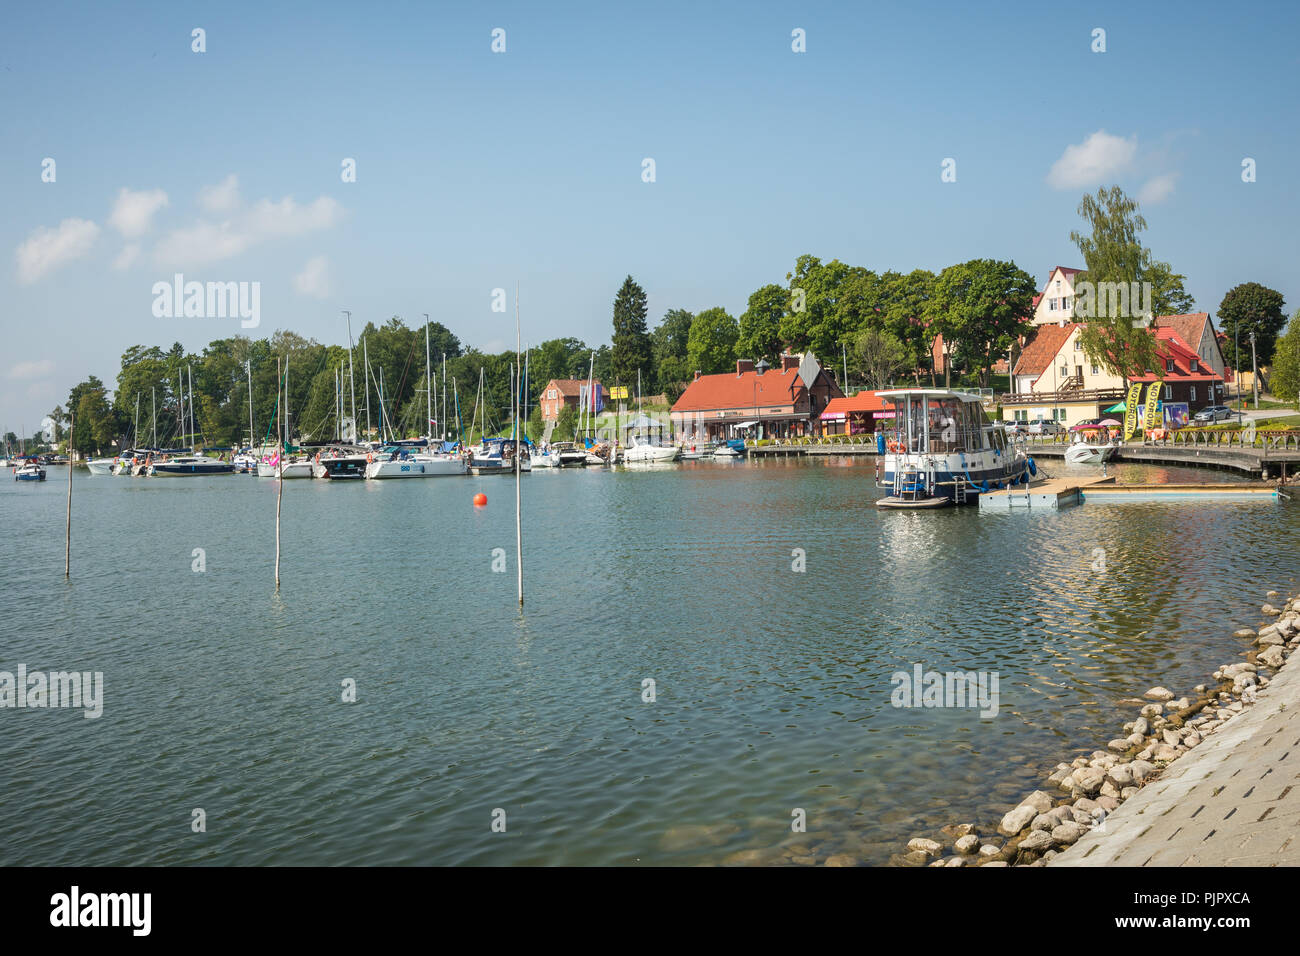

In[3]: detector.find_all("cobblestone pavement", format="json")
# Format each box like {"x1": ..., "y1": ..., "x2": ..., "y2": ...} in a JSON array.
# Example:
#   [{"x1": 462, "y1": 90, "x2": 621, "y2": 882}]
[{"x1": 1052, "y1": 651, "x2": 1300, "y2": 866}]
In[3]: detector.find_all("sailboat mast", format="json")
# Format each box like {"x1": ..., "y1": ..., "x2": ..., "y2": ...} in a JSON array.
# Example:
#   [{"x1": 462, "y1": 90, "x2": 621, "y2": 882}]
[
  {"x1": 188, "y1": 363, "x2": 195, "y2": 448},
  {"x1": 514, "y1": 281, "x2": 522, "y2": 608},
  {"x1": 343, "y1": 310, "x2": 356, "y2": 443},
  {"x1": 133, "y1": 393, "x2": 140, "y2": 449},
  {"x1": 363, "y1": 335, "x2": 372, "y2": 443},
  {"x1": 247, "y1": 361, "x2": 254, "y2": 450},
  {"x1": 442, "y1": 353, "x2": 447, "y2": 443},
  {"x1": 151, "y1": 387, "x2": 156, "y2": 448},
  {"x1": 424, "y1": 315, "x2": 432, "y2": 445},
  {"x1": 379, "y1": 367, "x2": 386, "y2": 443}
]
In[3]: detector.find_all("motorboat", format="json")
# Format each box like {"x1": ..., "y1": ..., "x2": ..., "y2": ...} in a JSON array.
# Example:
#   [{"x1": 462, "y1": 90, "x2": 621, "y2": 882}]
[
  {"x1": 146, "y1": 454, "x2": 235, "y2": 477},
  {"x1": 310, "y1": 444, "x2": 370, "y2": 480},
  {"x1": 85, "y1": 457, "x2": 117, "y2": 475},
  {"x1": 13, "y1": 458, "x2": 46, "y2": 481},
  {"x1": 711, "y1": 439, "x2": 746, "y2": 458},
  {"x1": 623, "y1": 433, "x2": 681, "y2": 463},
  {"x1": 552, "y1": 442, "x2": 588, "y2": 467},
  {"x1": 233, "y1": 452, "x2": 259, "y2": 474},
  {"x1": 470, "y1": 437, "x2": 531, "y2": 475},
  {"x1": 530, "y1": 447, "x2": 561, "y2": 468},
  {"x1": 257, "y1": 452, "x2": 316, "y2": 478},
  {"x1": 1064, "y1": 424, "x2": 1118, "y2": 465},
  {"x1": 875, "y1": 388, "x2": 1033, "y2": 507},
  {"x1": 365, "y1": 441, "x2": 467, "y2": 478}
]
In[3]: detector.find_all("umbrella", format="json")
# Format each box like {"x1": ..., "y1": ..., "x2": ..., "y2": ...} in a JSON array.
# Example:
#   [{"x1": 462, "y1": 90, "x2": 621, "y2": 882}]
[
  {"x1": 1103, "y1": 402, "x2": 1126, "y2": 413},
  {"x1": 1099, "y1": 418, "x2": 1121, "y2": 426}
]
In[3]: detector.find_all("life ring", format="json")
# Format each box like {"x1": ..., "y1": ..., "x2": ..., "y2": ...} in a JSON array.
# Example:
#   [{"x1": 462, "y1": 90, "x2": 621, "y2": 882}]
[
  {"x1": 886, "y1": 439, "x2": 902, "y2": 453},
  {"x1": 366, "y1": 452, "x2": 374, "y2": 464}
]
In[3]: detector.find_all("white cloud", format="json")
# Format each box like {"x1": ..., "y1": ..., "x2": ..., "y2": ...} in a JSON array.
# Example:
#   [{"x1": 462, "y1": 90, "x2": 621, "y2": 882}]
[
  {"x1": 153, "y1": 177, "x2": 343, "y2": 268},
  {"x1": 108, "y1": 187, "x2": 169, "y2": 238},
  {"x1": 113, "y1": 244, "x2": 141, "y2": 270},
  {"x1": 9, "y1": 359, "x2": 54, "y2": 380},
  {"x1": 199, "y1": 174, "x2": 241, "y2": 214},
  {"x1": 1047, "y1": 130, "x2": 1138, "y2": 189},
  {"x1": 15, "y1": 218, "x2": 100, "y2": 284},
  {"x1": 1137, "y1": 172, "x2": 1179, "y2": 205},
  {"x1": 293, "y1": 255, "x2": 332, "y2": 298}
]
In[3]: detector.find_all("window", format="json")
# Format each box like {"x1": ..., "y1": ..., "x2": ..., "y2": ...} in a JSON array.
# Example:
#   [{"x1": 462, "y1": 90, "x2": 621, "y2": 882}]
[
  {"x1": 1056, "y1": 409, "x2": 1067, "y2": 421},
  {"x1": 1091, "y1": 363, "x2": 1100, "y2": 375},
  {"x1": 1055, "y1": 280, "x2": 1061, "y2": 290},
  {"x1": 1063, "y1": 296, "x2": 1072, "y2": 311},
  {"x1": 1190, "y1": 360, "x2": 1198, "y2": 372},
  {"x1": 1165, "y1": 359, "x2": 1175, "y2": 372},
  {"x1": 1164, "y1": 385, "x2": 1173, "y2": 400},
  {"x1": 1060, "y1": 364, "x2": 1069, "y2": 378},
  {"x1": 1074, "y1": 340, "x2": 1082, "y2": 351},
  {"x1": 547, "y1": 389, "x2": 557, "y2": 399},
  {"x1": 1190, "y1": 386, "x2": 1197, "y2": 401}
]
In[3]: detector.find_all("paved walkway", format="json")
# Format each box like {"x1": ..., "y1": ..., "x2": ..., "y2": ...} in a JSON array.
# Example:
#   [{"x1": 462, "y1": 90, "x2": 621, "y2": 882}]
[{"x1": 1051, "y1": 649, "x2": 1300, "y2": 866}]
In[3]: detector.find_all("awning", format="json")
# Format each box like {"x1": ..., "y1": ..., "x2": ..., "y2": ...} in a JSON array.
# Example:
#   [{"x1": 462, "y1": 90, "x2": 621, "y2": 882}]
[{"x1": 731, "y1": 420, "x2": 759, "y2": 428}]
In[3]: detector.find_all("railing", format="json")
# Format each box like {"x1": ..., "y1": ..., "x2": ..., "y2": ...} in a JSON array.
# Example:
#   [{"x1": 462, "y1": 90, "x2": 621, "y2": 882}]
[
  {"x1": 1000, "y1": 389, "x2": 1124, "y2": 405},
  {"x1": 1019, "y1": 430, "x2": 1300, "y2": 452}
]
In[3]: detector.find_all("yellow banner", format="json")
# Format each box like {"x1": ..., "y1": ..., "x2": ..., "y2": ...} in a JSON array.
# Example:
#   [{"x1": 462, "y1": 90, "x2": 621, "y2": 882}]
[
  {"x1": 1143, "y1": 382, "x2": 1163, "y2": 433},
  {"x1": 609, "y1": 386, "x2": 629, "y2": 400},
  {"x1": 1122, "y1": 382, "x2": 1143, "y2": 441}
]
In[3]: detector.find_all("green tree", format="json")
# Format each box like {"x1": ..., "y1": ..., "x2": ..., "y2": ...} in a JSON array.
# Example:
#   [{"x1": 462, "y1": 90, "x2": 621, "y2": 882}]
[
  {"x1": 849, "y1": 328, "x2": 910, "y2": 390},
  {"x1": 927, "y1": 259, "x2": 1035, "y2": 387},
  {"x1": 878, "y1": 269, "x2": 935, "y2": 386},
  {"x1": 652, "y1": 309, "x2": 694, "y2": 392},
  {"x1": 686, "y1": 307, "x2": 740, "y2": 375},
  {"x1": 553, "y1": 403, "x2": 578, "y2": 441},
  {"x1": 1068, "y1": 186, "x2": 1190, "y2": 377},
  {"x1": 611, "y1": 276, "x2": 652, "y2": 386},
  {"x1": 1218, "y1": 282, "x2": 1287, "y2": 367},
  {"x1": 1268, "y1": 312, "x2": 1300, "y2": 404},
  {"x1": 737, "y1": 286, "x2": 786, "y2": 365},
  {"x1": 778, "y1": 255, "x2": 855, "y2": 358}
]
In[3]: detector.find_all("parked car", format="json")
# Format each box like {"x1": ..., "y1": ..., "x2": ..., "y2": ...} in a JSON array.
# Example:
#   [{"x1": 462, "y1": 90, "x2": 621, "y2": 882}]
[
  {"x1": 1027, "y1": 418, "x2": 1067, "y2": 436},
  {"x1": 1192, "y1": 405, "x2": 1234, "y2": 423}
]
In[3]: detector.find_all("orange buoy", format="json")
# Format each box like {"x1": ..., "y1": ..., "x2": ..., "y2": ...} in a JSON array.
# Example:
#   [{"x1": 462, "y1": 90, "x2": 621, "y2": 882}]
[{"x1": 473, "y1": 492, "x2": 487, "y2": 507}]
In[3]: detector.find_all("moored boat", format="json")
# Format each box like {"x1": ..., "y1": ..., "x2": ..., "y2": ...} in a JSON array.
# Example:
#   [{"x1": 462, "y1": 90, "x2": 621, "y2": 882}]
[
  {"x1": 875, "y1": 388, "x2": 1033, "y2": 507},
  {"x1": 364, "y1": 440, "x2": 467, "y2": 478},
  {"x1": 623, "y1": 434, "x2": 681, "y2": 463},
  {"x1": 146, "y1": 454, "x2": 235, "y2": 477},
  {"x1": 310, "y1": 444, "x2": 370, "y2": 480},
  {"x1": 13, "y1": 458, "x2": 46, "y2": 481},
  {"x1": 470, "y1": 437, "x2": 531, "y2": 475}
]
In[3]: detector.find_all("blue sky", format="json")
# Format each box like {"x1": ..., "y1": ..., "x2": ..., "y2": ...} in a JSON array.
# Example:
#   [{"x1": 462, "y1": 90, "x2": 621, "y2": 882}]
[{"x1": 2, "y1": 0, "x2": 1297, "y2": 429}]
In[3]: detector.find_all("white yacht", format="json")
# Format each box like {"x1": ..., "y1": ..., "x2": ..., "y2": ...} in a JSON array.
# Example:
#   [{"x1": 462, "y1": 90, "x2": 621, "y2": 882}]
[
  {"x1": 623, "y1": 433, "x2": 681, "y2": 463},
  {"x1": 365, "y1": 441, "x2": 467, "y2": 478}
]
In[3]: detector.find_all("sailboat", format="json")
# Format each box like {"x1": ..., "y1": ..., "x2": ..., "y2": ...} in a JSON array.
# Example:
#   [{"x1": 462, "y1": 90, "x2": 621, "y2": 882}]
[
  {"x1": 622, "y1": 369, "x2": 679, "y2": 463},
  {"x1": 364, "y1": 321, "x2": 467, "y2": 478}
]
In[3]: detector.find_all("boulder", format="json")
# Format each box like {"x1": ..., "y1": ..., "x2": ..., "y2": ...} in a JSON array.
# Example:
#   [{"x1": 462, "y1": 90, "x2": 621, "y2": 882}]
[
  {"x1": 1129, "y1": 760, "x2": 1156, "y2": 784},
  {"x1": 1133, "y1": 717, "x2": 1151, "y2": 736},
  {"x1": 1019, "y1": 830, "x2": 1055, "y2": 852},
  {"x1": 954, "y1": 834, "x2": 981, "y2": 855},
  {"x1": 1262, "y1": 603, "x2": 1281, "y2": 616},
  {"x1": 1051, "y1": 821, "x2": 1086, "y2": 845},
  {"x1": 998, "y1": 804, "x2": 1038, "y2": 836},
  {"x1": 1140, "y1": 703, "x2": 1164, "y2": 718},
  {"x1": 1258, "y1": 646, "x2": 1286, "y2": 669},
  {"x1": 978, "y1": 844, "x2": 1001, "y2": 859},
  {"x1": 824, "y1": 854, "x2": 860, "y2": 867},
  {"x1": 1233, "y1": 628, "x2": 1257, "y2": 638},
  {"x1": 1106, "y1": 764, "x2": 1136, "y2": 788},
  {"x1": 907, "y1": 837, "x2": 942, "y2": 857},
  {"x1": 1144, "y1": 686, "x2": 1175, "y2": 701},
  {"x1": 1162, "y1": 729, "x2": 1181, "y2": 746},
  {"x1": 1152, "y1": 743, "x2": 1179, "y2": 762},
  {"x1": 1030, "y1": 813, "x2": 1055, "y2": 832},
  {"x1": 1021, "y1": 790, "x2": 1054, "y2": 814},
  {"x1": 1107, "y1": 738, "x2": 1131, "y2": 753}
]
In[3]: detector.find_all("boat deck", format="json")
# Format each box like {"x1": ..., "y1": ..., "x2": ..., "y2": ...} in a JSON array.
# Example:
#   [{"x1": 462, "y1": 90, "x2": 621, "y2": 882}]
[
  {"x1": 979, "y1": 476, "x2": 1284, "y2": 510},
  {"x1": 978, "y1": 475, "x2": 1114, "y2": 511}
]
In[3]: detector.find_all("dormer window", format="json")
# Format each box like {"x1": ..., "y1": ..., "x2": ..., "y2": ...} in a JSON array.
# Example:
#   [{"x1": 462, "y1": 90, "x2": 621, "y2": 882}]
[
  {"x1": 1165, "y1": 359, "x2": 1175, "y2": 373},
  {"x1": 1190, "y1": 360, "x2": 1198, "y2": 372}
]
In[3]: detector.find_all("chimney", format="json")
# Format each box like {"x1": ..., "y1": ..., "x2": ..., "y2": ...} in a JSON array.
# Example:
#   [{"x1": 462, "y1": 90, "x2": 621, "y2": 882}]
[
  {"x1": 780, "y1": 353, "x2": 800, "y2": 372},
  {"x1": 693, "y1": 370, "x2": 702, "y2": 381},
  {"x1": 736, "y1": 358, "x2": 754, "y2": 376}
]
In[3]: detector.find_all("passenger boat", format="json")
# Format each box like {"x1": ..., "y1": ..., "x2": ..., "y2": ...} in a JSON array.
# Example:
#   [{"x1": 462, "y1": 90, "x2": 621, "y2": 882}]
[
  {"x1": 364, "y1": 440, "x2": 467, "y2": 478},
  {"x1": 470, "y1": 437, "x2": 531, "y2": 475},
  {"x1": 1064, "y1": 425, "x2": 1118, "y2": 465},
  {"x1": 147, "y1": 454, "x2": 236, "y2": 477},
  {"x1": 623, "y1": 433, "x2": 681, "y2": 463},
  {"x1": 875, "y1": 389, "x2": 1033, "y2": 507},
  {"x1": 310, "y1": 444, "x2": 370, "y2": 480},
  {"x1": 14, "y1": 458, "x2": 46, "y2": 481}
]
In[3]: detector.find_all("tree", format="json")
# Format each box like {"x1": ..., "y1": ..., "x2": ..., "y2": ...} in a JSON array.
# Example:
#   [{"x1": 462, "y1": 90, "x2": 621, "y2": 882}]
[
  {"x1": 927, "y1": 260, "x2": 1035, "y2": 387},
  {"x1": 1218, "y1": 282, "x2": 1287, "y2": 367},
  {"x1": 686, "y1": 307, "x2": 740, "y2": 375},
  {"x1": 1269, "y1": 312, "x2": 1300, "y2": 404},
  {"x1": 737, "y1": 285, "x2": 786, "y2": 365},
  {"x1": 553, "y1": 403, "x2": 578, "y2": 441},
  {"x1": 610, "y1": 276, "x2": 652, "y2": 386},
  {"x1": 652, "y1": 309, "x2": 694, "y2": 392},
  {"x1": 849, "y1": 328, "x2": 910, "y2": 390},
  {"x1": 879, "y1": 270, "x2": 935, "y2": 386},
  {"x1": 1069, "y1": 186, "x2": 1191, "y2": 378},
  {"x1": 778, "y1": 255, "x2": 855, "y2": 358}
]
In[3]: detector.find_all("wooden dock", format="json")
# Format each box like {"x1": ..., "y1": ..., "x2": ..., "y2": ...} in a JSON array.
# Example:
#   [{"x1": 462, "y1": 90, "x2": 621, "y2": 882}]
[{"x1": 980, "y1": 476, "x2": 1285, "y2": 510}]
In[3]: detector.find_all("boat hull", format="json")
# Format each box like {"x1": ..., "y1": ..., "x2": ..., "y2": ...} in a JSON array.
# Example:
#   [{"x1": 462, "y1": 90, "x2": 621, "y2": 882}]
[
  {"x1": 257, "y1": 461, "x2": 316, "y2": 478},
  {"x1": 365, "y1": 456, "x2": 467, "y2": 478},
  {"x1": 85, "y1": 459, "x2": 115, "y2": 475},
  {"x1": 148, "y1": 462, "x2": 235, "y2": 476},
  {"x1": 1064, "y1": 444, "x2": 1117, "y2": 465}
]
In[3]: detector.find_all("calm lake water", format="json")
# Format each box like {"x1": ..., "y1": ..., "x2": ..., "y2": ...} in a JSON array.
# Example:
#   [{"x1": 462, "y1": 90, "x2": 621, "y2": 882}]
[{"x1": 1, "y1": 457, "x2": 1295, "y2": 866}]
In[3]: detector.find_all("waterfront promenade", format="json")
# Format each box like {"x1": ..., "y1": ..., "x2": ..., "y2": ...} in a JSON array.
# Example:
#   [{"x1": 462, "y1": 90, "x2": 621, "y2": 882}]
[{"x1": 1051, "y1": 641, "x2": 1300, "y2": 867}]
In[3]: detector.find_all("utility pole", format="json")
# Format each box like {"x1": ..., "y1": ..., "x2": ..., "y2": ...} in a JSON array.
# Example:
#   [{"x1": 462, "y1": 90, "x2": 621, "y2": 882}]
[
  {"x1": 1250, "y1": 331, "x2": 1259, "y2": 409},
  {"x1": 1235, "y1": 326, "x2": 1242, "y2": 423},
  {"x1": 842, "y1": 341, "x2": 849, "y2": 396}
]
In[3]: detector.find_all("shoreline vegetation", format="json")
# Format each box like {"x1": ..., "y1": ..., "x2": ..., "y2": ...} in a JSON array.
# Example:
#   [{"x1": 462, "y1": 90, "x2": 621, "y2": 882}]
[{"x1": 887, "y1": 590, "x2": 1298, "y2": 868}]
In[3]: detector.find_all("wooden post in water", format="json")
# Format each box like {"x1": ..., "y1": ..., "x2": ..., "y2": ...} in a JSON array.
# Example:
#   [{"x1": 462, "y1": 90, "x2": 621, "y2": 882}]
[
  {"x1": 275, "y1": 356, "x2": 284, "y2": 589},
  {"x1": 515, "y1": 282, "x2": 523, "y2": 609},
  {"x1": 65, "y1": 411, "x2": 73, "y2": 579}
]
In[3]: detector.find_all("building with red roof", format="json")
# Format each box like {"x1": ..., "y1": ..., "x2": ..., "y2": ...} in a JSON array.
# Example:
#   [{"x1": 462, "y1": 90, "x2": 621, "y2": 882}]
[
  {"x1": 539, "y1": 379, "x2": 608, "y2": 422},
  {"x1": 669, "y1": 353, "x2": 843, "y2": 440},
  {"x1": 819, "y1": 390, "x2": 891, "y2": 436},
  {"x1": 1127, "y1": 326, "x2": 1227, "y2": 414}
]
